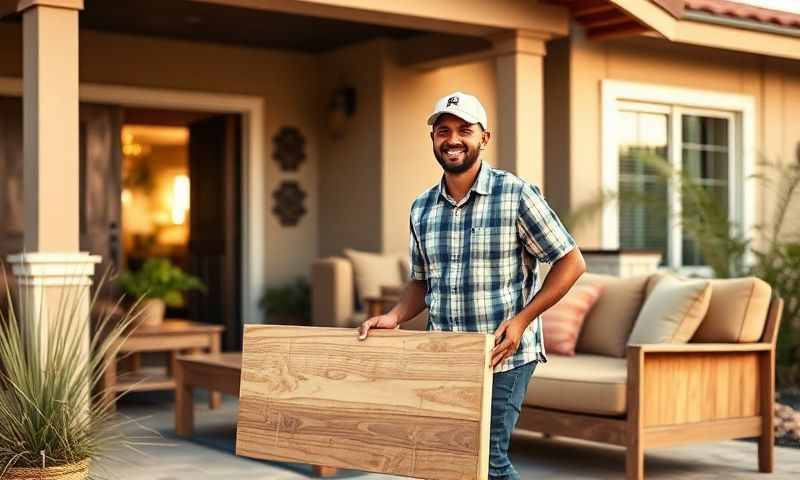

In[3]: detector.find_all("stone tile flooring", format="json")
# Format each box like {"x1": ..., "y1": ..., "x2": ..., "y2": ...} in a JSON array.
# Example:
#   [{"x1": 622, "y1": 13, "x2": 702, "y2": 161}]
[{"x1": 94, "y1": 394, "x2": 800, "y2": 479}]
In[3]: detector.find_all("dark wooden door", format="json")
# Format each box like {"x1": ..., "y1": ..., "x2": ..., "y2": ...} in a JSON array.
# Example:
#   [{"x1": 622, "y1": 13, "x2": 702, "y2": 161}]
[
  {"x1": 188, "y1": 115, "x2": 242, "y2": 351},
  {"x1": 80, "y1": 103, "x2": 124, "y2": 288},
  {"x1": 0, "y1": 97, "x2": 24, "y2": 261},
  {"x1": 0, "y1": 99, "x2": 122, "y2": 285}
]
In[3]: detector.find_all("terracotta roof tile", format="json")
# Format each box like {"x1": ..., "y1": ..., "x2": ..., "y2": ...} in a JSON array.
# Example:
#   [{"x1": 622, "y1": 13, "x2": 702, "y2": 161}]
[{"x1": 685, "y1": 0, "x2": 800, "y2": 28}]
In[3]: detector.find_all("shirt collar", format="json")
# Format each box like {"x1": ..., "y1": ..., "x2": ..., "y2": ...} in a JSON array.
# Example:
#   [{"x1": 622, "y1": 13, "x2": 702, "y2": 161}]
[{"x1": 437, "y1": 161, "x2": 493, "y2": 203}]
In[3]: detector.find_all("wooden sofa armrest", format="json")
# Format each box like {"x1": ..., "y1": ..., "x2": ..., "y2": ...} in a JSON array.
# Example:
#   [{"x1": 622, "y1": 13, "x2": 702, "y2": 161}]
[{"x1": 627, "y1": 342, "x2": 772, "y2": 354}]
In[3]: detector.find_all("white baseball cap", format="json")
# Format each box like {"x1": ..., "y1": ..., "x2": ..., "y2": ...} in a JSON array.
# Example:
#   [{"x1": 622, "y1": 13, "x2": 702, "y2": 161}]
[{"x1": 427, "y1": 91, "x2": 488, "y2": 131}]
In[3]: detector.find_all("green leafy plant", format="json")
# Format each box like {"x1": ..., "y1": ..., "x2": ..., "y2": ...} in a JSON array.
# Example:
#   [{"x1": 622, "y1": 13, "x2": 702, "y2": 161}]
[
  {"x1": 116, "y1": 258, "x2": 205, "y2": 307},
  {"x1": 258, "y1": 277, "x2": 311, "y2": 324},
  {"x1": 0, "y1": 268, "x2": 157, "y2": 474}
]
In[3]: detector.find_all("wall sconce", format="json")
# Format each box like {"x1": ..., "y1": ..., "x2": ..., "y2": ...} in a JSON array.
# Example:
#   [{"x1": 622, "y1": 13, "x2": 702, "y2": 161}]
[{"x1": 327, "y1": 86, "x2": 356, "y2": 138}]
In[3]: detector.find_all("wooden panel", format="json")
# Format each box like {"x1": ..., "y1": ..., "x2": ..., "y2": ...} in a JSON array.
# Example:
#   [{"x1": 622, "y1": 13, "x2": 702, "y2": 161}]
[
  {"x1": 643, "y1": 417, "x2": 761, "y2": 448},
  {"x1": 642, "y1": 352, "x2": 761, "y2": 427},
  {"x1": 235, "y1": 326, "x2": 493, "y2": 479},
  {"x1": 516, "y1": 407, "x2": 627, "y2": 445}
]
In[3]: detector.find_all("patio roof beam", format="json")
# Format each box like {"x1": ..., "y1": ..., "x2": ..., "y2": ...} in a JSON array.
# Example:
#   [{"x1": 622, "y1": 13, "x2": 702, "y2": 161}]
[
  {"x1": 642, "y1": 19, "x2": 800, "y2": 62},
  {"x1": 189, "y1": 0, "x2": 570, "y2": 38}
]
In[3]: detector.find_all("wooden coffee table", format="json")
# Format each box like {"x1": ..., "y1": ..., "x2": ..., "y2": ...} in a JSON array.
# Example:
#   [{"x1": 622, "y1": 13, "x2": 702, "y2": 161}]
[
  {"x1": 100, "y1": 319, "x2": 224, "y2": 411},
  {"x1": 174, "y1": 352, "x2": 337, "y2": 478}
]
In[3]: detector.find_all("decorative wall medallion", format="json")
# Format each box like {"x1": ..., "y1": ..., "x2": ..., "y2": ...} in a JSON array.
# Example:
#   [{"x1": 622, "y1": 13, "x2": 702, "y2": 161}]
[
  {"x1": 272, "y1": 181, "x2": 306, "y2": 226},
  {"x1": 272, "y1": 126, "x2": 306, "y2": 171}
]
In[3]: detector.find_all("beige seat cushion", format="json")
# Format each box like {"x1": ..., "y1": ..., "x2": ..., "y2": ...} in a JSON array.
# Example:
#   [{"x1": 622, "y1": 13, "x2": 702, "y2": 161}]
[
  {"x1": 343, "y1": 248, "x2": 404, "y2": 307},
  {"x1": 628, "y1": 275, "x2": 711, "y2": 345},
  {"x1": 694, "y1": 277, "x2": 772, "y2": 342},
  {"x1": 525, "y1": 353, "x2": 627, "y2": 416},
  {"x1": 575, "y1": 273, "x2": 650, "y2": 357}
]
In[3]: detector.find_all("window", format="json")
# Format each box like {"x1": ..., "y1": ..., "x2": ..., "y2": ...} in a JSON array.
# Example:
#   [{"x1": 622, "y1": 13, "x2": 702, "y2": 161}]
[{"x1": 602, "y1": 81, "x2": 755, "y2": 275}]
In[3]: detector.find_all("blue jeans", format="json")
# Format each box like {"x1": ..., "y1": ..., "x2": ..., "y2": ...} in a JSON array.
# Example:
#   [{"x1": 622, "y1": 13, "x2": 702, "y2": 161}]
[{"x1": 489, "y1": 361, "x2": 536, "y2": 480}]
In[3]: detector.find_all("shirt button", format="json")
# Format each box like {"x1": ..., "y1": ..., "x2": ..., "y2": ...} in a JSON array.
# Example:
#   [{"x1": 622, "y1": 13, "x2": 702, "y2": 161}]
[
  {"x1": 451, "y1": 286, "x2": 457, "y2": 293},
  {"x1": 455, "y1": 209, "x2": 460, "y2": 215}
]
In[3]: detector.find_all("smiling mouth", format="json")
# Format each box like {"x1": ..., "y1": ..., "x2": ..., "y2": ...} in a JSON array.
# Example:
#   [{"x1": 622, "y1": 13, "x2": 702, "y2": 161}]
[{"x1": 444, "y1": 148, "x2": 466, "y2": 160}]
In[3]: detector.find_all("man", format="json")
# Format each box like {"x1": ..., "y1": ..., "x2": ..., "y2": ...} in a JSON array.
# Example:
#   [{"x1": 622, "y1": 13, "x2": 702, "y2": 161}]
[{"x1": 358, "y1": 91, "x2": 585, "y2": 479}]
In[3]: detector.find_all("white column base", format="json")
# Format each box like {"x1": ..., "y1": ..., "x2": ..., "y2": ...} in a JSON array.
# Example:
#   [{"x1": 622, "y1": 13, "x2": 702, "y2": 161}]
[{"x1": 6, "y1": 252, "x2": 102, "y2": 362}]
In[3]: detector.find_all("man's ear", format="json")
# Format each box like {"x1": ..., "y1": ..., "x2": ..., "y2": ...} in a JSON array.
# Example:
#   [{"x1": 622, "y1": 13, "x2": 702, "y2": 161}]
[{"x1": 481, "y1": 130, "x2": 491, "y2": 149}]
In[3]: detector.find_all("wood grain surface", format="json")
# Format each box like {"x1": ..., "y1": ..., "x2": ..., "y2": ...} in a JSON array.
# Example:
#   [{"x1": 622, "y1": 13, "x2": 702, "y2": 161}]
[{"x1": 235, "y1": 326, "x2": 494, "y2": 479}]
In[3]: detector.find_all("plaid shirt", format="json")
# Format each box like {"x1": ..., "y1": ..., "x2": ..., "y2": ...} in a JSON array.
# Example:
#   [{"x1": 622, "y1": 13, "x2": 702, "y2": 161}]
[{"x1": 409, "y1": 162, "x2": 577, "y2": 372}]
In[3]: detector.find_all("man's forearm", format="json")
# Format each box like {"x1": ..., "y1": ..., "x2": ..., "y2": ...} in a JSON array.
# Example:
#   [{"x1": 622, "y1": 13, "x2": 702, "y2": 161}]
[
  {"x1": 388, "y1": 280, "x2": 428, "y2": 324},
  {"x1": 516, "y1": 248, "x2": 586, "y2": 327}
]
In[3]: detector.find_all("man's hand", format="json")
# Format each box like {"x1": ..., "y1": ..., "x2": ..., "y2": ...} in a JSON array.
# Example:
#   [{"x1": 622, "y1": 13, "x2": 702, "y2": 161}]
[
  {"x1": 491, "y1": 316, "x2": 527, "y2": 368},
  {"x1": 357, "y1": 313, "x2": 399, "y2": 340}
]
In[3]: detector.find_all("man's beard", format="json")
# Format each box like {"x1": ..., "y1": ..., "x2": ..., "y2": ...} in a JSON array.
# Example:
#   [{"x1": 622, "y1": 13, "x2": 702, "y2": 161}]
[{"x1": 434, "y1": 143, "x2": 480, "y2": 174}]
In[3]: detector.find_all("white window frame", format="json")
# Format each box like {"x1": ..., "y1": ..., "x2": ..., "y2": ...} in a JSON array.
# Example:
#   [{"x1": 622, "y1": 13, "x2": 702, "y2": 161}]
[{"x1": 601, "y1": 80, "x2": 755, "y2": 276}]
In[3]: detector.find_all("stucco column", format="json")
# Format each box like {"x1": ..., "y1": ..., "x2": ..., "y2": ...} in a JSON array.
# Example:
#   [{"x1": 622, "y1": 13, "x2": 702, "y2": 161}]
[
  {"x1": 18, "y1": 0, "x2": 83, "y2": 251},
  {"x1": 493, "y1": 31, "x2": 547, "y2": 188},
  {"x1": 8, "y1": 1, "x2": 98, "y2": 364}
]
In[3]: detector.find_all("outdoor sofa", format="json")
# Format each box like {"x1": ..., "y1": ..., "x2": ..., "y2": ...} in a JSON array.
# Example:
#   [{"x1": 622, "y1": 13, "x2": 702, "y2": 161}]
[{"x1": 311, "y1": 257, "x2": 783, "y2": 480}]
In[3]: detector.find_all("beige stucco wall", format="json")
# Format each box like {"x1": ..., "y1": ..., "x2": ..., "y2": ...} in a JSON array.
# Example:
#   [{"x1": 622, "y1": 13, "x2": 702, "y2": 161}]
[
  {"x1": 380, "y1": 43, "x2": 498, "y2": 255},
  {"x1": 0, "y1": 24, "x2": 320, "y2": 289},
  {"x1": 553, "y1": 28, "x2": 800, "y2": 249},
  {"x1": 317, "y1": 40, "x2": 385, "y2": 258},
  {"x1": 315, "y1": 38, "x2": 500, "y2": 257}
]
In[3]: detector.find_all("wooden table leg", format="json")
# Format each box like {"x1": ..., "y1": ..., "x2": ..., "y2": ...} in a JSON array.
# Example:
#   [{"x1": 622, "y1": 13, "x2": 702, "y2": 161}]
[
  {"x1": 129, "y1": 352, "x2": 141, "y2": 372},
  {"x1": 175, "y1": 359, "x2": 194, "y2": 437},
  {"x1": 101, "y1": 351, "x2": 117, "y2": 413},
  {"x1": 312, "y1": 466, "x2": 338, "y2": 477},
  {"x1": 168, "y1": 351, "x2": 179, "y2": 377},
  {"x1": 208, "y1": 332, "x2": 222, "y2": 410}
]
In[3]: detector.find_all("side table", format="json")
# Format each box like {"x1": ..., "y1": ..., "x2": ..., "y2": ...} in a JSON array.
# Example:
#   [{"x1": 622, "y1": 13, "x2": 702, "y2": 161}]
[{"x1": 101, "y1": 319, "x2": 225, "y2": 411}]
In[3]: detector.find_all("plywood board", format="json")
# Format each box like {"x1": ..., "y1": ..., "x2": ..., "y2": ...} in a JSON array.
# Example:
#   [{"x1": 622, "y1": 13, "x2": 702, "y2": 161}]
[{"x1": 235, "y1": 326, "x2": 494, "y2": 479}]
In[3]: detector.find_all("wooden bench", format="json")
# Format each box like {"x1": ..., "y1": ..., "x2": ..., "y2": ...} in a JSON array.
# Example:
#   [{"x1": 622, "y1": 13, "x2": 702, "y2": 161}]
[{"x1": 174, "y1": 352, "x2": 338, "y2": 477}]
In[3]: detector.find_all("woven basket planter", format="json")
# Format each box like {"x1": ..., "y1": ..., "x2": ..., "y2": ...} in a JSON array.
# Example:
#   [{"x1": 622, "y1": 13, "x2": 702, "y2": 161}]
[{"x1": 3, "y1": 459, "x2": 90, "y2": 480}]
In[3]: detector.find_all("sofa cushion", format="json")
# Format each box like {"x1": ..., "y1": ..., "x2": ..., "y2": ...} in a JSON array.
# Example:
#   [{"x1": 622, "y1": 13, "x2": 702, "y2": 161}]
[
  {"x1": 542, "y1": 284, "x2": 604, "y2": 356},
  {"x1": 524, "y1": 353, "x2": 627, "y2": 416},
  {"x1": 575, "y1": 273, "x2": 650, "y2": 357},
  {"x1": 343, "y1": 248, "x2": 404, "y2": 308},
  {"x1": 628, "y1": 275, "x2": 711, "y2": 345},
  {"x1": 693, "y1": 277, "x2": 772, "y2": 342}
]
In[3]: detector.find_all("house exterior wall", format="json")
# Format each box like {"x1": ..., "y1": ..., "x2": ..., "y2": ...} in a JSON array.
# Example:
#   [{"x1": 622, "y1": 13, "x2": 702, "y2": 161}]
[
  {"x1": 556, "y1": 27, "x2": 800, "y2": 250},
  {"x1": 315, "y1": 37, "x2": 501, "y2": 258},
  {"x1": 0, "y1": 23, "x2": 321, "y2": 289},
  {"x1": 317, "y1": 40, "x2": 385, "y2": 258},
  {"x1": 380, "y1": 42, "x2": 498, "y2": 255}
]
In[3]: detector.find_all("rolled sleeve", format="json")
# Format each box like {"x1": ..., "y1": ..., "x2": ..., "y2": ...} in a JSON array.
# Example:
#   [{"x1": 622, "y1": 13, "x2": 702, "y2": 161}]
[
  {"x1": 517, "y1": 184, "x2": 577, "y2": 264},
  {"x1": 409, "y1": 218, "x2": 428, "y2": 280}
]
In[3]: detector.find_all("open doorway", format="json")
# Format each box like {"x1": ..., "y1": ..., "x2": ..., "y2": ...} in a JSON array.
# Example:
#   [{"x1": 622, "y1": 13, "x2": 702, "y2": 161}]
[{"x1": 120, "y1": 108, "x2": 243, "y2": 350}]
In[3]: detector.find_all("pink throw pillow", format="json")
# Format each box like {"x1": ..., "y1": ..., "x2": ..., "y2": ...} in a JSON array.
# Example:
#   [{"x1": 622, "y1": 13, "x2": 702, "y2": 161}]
[{"x1": 542, "y1": 283, "x2": 604, "y2": 356}]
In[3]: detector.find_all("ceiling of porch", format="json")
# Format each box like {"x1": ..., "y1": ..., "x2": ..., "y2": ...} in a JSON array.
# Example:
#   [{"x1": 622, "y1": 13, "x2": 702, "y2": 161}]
[{"x1": 5, "y1": 0, "x2": 430, "y2": 53}]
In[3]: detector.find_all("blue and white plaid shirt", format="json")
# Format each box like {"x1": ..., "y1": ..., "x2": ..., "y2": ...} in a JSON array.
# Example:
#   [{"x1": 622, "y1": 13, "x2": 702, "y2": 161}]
[{"x1": 409, "y1": 161, "x2": 577, "y2": 372}]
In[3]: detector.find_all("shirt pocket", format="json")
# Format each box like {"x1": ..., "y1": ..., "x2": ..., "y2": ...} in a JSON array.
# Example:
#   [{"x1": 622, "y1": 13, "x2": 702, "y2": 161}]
[{"x1": 469, "y1": 225, "x2": 517, "y2": 261}]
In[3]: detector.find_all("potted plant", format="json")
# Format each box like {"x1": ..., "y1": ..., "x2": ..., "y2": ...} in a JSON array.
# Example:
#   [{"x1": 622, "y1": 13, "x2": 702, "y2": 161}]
[
  {"x1": 117, "y1": 258, "x2": 205, "y2": 327},
  {"x1": 0, "y1": 271, "x2": 150, "y2": 479},
  {"x1": 258, "y1": 277, "x2": 311, "y2": 325}
]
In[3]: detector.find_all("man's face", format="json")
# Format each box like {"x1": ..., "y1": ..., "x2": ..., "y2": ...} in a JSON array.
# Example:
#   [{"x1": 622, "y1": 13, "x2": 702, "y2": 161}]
[{"x1": 430, "y1": 114, "x2": 489, "y2": 174}]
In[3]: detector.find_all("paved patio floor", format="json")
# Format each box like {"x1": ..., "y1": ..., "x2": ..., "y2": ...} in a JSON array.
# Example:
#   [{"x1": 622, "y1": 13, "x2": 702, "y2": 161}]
[{"x1": 94, "y1": 394, "x2": 800, "y2": 480}]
